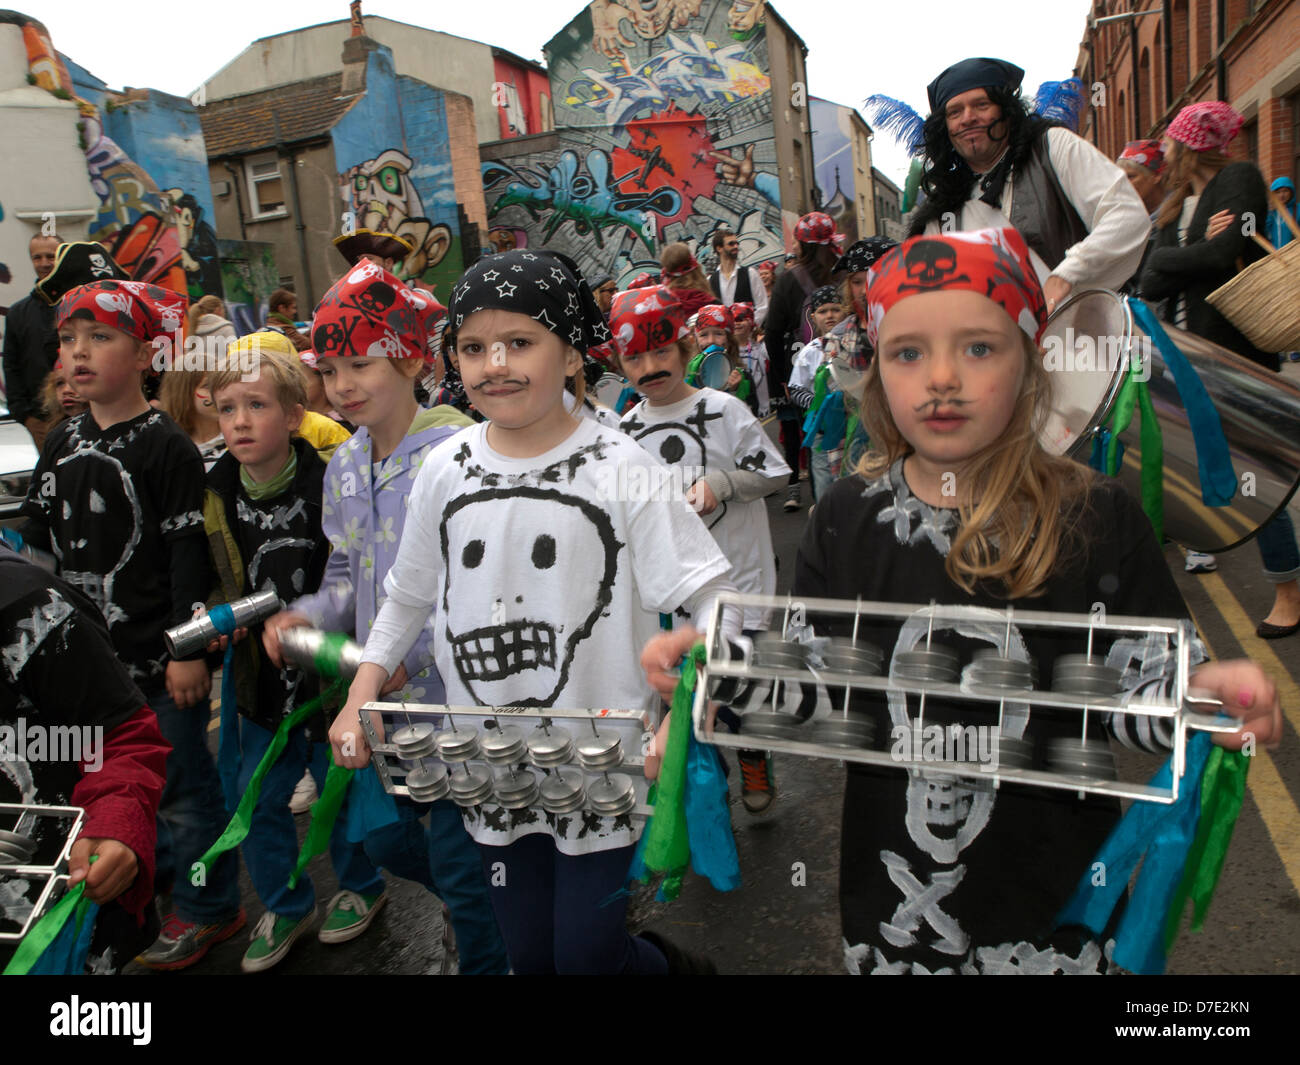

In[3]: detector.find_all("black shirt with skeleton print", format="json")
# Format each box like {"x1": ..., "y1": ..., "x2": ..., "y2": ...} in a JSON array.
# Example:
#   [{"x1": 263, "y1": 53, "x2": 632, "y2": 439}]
[
  {"x1": 21, "y1": 409, "x2": 208, "y2": 686},
  {"x1": 794, "y1": 461, "x2": 1202, "y2": 975}
]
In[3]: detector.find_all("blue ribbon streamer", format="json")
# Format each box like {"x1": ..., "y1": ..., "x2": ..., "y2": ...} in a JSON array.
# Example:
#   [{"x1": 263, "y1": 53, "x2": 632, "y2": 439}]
[
  {"x1": 209, "y1": 604, "x2": 241, "y2": 815},
  {"x1": 683, "y1": 733, "x2": 741, "y2": 892},
  {"x1": 1126, "y1": 298, "x2": 1237, "y2": 507},
  {"x1": 25, "y1": 899, "x2": 100, "y2": 975},
  {"x1": 1056, "y1": 731, "x2": 1213, "y2": 974},
  {"x1": 803, "y1": 391, "x2": 847, "y2": 451},
  {"x1": 625, "y1": 726, "x2": 741, "y2": 901}
]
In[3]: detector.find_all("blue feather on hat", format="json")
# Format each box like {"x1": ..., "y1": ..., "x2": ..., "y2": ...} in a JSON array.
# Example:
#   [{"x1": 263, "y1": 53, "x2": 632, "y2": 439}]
[
  {"x1": 1033, "y1": 78, "x2": 1084, "y2": 127},
  {"x1": 863, "y1": 95, "x2": 927, "y2": 156}
]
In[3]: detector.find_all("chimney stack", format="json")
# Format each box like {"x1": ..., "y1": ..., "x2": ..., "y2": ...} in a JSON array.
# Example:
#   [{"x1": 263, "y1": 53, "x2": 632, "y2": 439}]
[{"x1": 341, "y1": 2, "x2": 377, "y2": 94}]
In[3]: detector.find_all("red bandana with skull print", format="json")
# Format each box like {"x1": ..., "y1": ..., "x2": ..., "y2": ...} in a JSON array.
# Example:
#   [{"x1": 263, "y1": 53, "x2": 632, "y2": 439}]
[
  {"x1": 608, "y1": 285, "x2": 690, "y2": 360},
  {"x1": 865, "y1": 228, "x2": 1048, "y2": 350},
  {"x1": 56, "y1": 279, "x2": 188, "y2": 343},
  {"x1": 695, "y1": 304, "x2": 734, "y2": 332},
  {"x1": 311, "y1": 261, "x2": 446, "y2": 364}
]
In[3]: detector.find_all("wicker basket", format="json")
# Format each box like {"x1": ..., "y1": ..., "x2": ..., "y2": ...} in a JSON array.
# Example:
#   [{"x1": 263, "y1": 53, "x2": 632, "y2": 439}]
[
  {"x1": 1206, "y1": 192, "x2": 1300, "y2": 352},
  {"x1": 1206, "y1": 240, "x2": 1300, "y2": 351}
]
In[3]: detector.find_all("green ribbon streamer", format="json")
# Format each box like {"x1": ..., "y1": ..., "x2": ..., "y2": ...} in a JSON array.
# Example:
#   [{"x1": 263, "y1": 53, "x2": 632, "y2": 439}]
[
  {"x1": 4, "y1": 855, "x2": 97, "y2": 976},
  {"x1": 809, "y1": 362, "x2": 831, "y2": 415},
  {"x1": 640, "y1": 644, "x2": 705, "y2": 901},
  {"x1": 1105, "y1": 362, "x2": 1165, "y2": 543},
  {"x1": 194, "y1": 679, "x2": 346, "y2": 877},
  {"x1": 1163, "y1": 748, "x2": 1250, "y2": 950},
  {"x1": 288, "y1": 758, "x2": 355, "y2": 889}
]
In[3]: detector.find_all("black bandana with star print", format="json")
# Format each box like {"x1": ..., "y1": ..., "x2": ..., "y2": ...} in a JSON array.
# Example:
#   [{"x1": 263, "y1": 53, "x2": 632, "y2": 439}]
[{"x1": 446, "y1": 250, "x2": 612, "y2": 355}]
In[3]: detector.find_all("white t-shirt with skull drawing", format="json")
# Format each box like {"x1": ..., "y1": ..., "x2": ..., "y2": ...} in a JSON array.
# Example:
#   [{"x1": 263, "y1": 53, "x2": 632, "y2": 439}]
[
  {"x1": 362, "y1": 417, "x2": 733, "y2": 854},
  {"x1": 619, "y1": 388, "x2": 789, "y2": 631}
]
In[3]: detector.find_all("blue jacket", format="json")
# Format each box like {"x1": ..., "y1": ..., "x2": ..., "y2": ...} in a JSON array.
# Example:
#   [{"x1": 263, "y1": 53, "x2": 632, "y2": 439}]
[{"x1": 1266, "y1": 177, "x2": 1296, "y2": 249}]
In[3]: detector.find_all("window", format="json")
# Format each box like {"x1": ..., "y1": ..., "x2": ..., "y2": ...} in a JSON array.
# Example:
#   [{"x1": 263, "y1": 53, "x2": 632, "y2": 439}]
[
  {"x1": 245, "y1": 152, "x2": 287, "y2": 220},
  {"x1": 1242, "y1": 119, "x2": 1258, "y2": 167}
]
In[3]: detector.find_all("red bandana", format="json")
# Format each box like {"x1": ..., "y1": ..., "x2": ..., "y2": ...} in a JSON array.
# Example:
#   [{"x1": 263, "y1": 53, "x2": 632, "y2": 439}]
[
  {"x1": 731, "y1": 301, "x2": 755, "y2": 324},
  {"x1": 609, "y1": 285, "x2": 689, "y2": 359},
  {"x1": 1118, "y1": 139, "x2": 1165, "y2": 174},
  {"x1": 629, "y1": 272, "x2": 658, "y2": 289},
  {"x1": 695, "y1": 304, "x2": 733, "y2": 332},
  {"x1": 55, "y1": 280, "x2": 187, "y2": 343},
  {"x1": 310, "y1": 261, "x2": 446, "y2": 364},
  {"x1": 1166, "y1": 101, "x2": 1243, "y2": 153},
  {"x1": 794, "y1": 211, "x2": 837, "y2": 246},
  {"x1": 865, "y1": 228, "x2": 1048, "y2": 349},
  {"x1": 660, "y1": 255, "x2": 702, "y2": 280}
]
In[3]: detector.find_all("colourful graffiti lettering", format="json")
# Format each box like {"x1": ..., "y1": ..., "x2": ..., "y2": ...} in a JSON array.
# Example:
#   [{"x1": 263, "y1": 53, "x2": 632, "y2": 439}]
[
  {"x1": 483, "y1": 148, "x2": 681, "y2": 251},
  {"x1": 340, "y1": 148, "x2": 453, "y2": 282},
  {"x1": 566, "y1": 31, "x2": 768, "y2": 130}
]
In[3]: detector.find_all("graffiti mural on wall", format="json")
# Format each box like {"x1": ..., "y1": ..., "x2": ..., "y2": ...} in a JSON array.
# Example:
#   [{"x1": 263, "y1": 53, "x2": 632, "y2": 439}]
[
  {"x1": 341, "y1": 148, "x2": 453, "y2": 281},
  {"x1": 13, "y1": 14, "x2": 188, "y2": 295},
  {"x1": 217, "y1": 239, "x2": 277, "y2": 336},
  {"x1": 164, "y1": 190, "x2": 222, "y2": 299},
  {"x1": 490, "y1": 0, "x2": 784, "y2": 288},
  {"x1": 811, "y1": 98, "x2": 861, "y2": 245},
  {"x1": 482, "y1": 147, "x2": 680, "y2": 250}
]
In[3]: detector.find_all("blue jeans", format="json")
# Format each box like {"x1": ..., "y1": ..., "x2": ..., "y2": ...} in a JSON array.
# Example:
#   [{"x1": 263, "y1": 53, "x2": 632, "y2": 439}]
[
  {"x1": 148, "y1": 686, "x2": 241, "y2": 924},
  {"x1": 237, "y1": 718, "x2": 382, "y2": 919},
  {"x1": 478, "y1": 834, "x2": 668, "y2": 975},
  {"x1": 362, "y1": 799, "x2": 508, "y2": 974},
  {"x1": 1256, "y1": 508, "x2": 1300, "y2": 582}
]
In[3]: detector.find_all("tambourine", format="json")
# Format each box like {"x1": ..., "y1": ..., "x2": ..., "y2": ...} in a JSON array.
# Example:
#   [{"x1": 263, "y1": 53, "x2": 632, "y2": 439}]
[
  {"x1": 0, "y1": 803, "x2": 85, "y2": 944},
  {"x1": 686, "y1": 346, "x2": 732, "y2": 390},
  {"x1": 695, "y1": 594, "x2": 1241, "y2": 805}
]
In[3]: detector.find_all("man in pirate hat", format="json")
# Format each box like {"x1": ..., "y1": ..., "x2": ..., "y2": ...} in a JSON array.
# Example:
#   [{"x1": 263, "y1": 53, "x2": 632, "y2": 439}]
[{"x1": 908, "y1": 57, "x2": 1149, "y2": 312}]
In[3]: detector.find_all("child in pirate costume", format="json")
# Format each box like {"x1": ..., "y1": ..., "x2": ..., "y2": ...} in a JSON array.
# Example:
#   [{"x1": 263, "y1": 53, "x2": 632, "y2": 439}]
[
  {"x1": 203, "y1": 343, "x2": 389, "y2": 971},
  {"x1": 690, "y1": 303, "x2": 758, "y2": 415},
  {"x1": 0, "y1": 546, "x2": 169, "y2": 973},
  {"x1": 730, "y1": 302, "x2": 770, "y2": 417},
  {"x1": 643, "y1": 228, "x2": 1281, "y2": 975},
  {"x1": 819, "y1": 237, "x2": 899, "y2": 480},
  {"x1": 262, "y1": 263, "x2": 507, "y2": 974},
  {"x1": 330, "y1": 251, "x2": 741, "y2": 974},
  {"x1": 615, "y1": 285, "x2": 790, "y2": 815},
  {"x1": 18, "y1": 272, "x2": 246, "y2": 969},
  {"x1": 787, "y1": 286, "x2": 846, "y2": 502}
]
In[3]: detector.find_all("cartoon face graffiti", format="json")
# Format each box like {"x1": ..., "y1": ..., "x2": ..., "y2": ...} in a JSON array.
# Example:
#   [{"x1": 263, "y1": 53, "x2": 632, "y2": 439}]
[
  {"x1": 341, "y1": 148, "x2": 453, "y2": 280},
  {"x1": 439, "y1": 487, "x2": 620, "y2": 707},
  {"x1": 727, "y1": 0, "x2": 767, "y2": 37}
]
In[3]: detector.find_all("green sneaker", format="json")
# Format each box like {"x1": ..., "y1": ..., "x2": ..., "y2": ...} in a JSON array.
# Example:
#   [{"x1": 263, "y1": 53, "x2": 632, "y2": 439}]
[
  {"x1": 240, "y1": 911, "x2": 313, "y2": 973},
  {"x1": 318, "y1": 889, "x2": 387, "y2": 944}
]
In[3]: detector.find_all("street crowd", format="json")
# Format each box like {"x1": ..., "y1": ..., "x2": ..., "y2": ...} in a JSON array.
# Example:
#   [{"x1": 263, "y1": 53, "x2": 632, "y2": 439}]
[{"x1": 0, "y1": 55, "x2": 1291, "y2": 977}]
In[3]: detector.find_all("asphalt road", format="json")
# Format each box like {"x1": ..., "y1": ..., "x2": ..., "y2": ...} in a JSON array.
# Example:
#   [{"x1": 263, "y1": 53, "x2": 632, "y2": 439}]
[{"x1": 127, "y1": 415, "x2": 1300, "y2": 977}]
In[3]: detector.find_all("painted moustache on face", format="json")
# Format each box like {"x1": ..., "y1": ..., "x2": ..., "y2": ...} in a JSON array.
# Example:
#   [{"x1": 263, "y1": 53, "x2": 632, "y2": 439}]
[
  {"x1": 637, "y1": 370, "x2": 672, "y2": 387},
  {"x1": 914, "y1": 397, "x2": 969, "y2": 414}
]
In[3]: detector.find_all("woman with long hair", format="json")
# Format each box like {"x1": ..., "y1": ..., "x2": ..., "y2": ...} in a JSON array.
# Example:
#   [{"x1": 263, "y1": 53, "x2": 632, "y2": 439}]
[{"x1": 1140, "y1": 101, "x2": 1299, "y2": 637}]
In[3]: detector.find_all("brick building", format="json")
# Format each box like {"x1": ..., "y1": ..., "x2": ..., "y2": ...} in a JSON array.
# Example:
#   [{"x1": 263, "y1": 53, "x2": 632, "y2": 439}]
[{"x1": 1076, "y1": 0, "x2": 1299, "y2": 184}]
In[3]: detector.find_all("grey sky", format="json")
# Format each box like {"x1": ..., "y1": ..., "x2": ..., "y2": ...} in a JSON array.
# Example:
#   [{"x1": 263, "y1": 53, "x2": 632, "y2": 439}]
[{"x1": 36, "y1": 0, "x2": 1093, "y2": 185}]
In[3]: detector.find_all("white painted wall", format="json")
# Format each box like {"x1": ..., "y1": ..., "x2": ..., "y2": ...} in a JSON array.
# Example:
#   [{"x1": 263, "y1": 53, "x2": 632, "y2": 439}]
[
  {"x1": 201, "y1": 17, "x2": 499, "y2": 144},
  {"x1": 0, "y1": 25, "x2": 97, "y2": 335}
]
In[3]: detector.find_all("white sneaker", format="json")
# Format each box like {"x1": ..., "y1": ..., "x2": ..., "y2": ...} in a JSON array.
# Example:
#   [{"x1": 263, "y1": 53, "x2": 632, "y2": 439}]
[
  {"x1": 289, "y1": 771, "x2": 317, "y2": 815},
  {"x1": 1184, "y1": 551, "x2": 1217, "y2": 574}
]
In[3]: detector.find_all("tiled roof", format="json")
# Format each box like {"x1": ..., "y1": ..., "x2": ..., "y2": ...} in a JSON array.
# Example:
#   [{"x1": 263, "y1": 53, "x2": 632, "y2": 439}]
[{"x1": 199, "y1": 73, "x2": 360, "y2": 157}]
